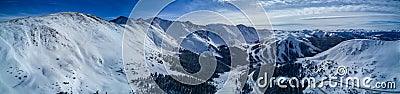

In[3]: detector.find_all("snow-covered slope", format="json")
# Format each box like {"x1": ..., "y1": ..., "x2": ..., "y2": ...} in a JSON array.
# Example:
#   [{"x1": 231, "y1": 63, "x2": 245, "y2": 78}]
[
  {"x1": 0, "y1": 12, "x2": 133, "y2": 93},
  {"x1": 298, "y1": 39, "x2": 400, "y2": 93},
  {"x1": 1, "y1": 12, "x2": 399, "y2": 93},
  {"x1": 0, "y1": 12, "x2": 181, "y2": 94}
]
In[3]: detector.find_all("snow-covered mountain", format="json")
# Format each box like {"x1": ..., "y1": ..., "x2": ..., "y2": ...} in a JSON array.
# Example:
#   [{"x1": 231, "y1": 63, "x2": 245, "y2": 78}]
[
  {"x1": 298, "y1": 39, "x2": 400, "y2": 93},
  {"x1": 0, "y1": 12, "x2": 399, "y2": 93},
  {"x1": 119, "y1": 16, "x2": 400, "y2": 93},
  {"x1": 0, "y1": 12, "x2": 131, "y2": 93}
]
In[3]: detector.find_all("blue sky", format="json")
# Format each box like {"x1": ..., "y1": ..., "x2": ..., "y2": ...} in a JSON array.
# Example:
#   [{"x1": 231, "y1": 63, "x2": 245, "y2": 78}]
[
  {"x1": 1, "y1": 0, "x2": 399, "y2": 30},
  {"x1": 0, "y1": 0, "x2": 138, "y2": 21}
]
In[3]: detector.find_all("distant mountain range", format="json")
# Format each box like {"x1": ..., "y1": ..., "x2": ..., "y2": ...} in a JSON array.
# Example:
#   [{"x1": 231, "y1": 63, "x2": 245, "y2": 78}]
[{"x1": 0, "y1": 12, "x2": 399, "y2": 94}]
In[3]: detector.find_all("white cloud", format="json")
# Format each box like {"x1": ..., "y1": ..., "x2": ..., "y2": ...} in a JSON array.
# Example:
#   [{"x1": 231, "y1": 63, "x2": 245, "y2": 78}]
[
  {"x1": 176, "y1": 10, "x2": 249, "y2": 26},
  {"x1": 217, "y1": 0, "x2": 237, "y2": 3},
  {"x1": 258, "y1": 0, "x2": 295, "y2": 6},
  {"x1": 258, "y1": 0, "x2": 400, "y2": 8},
  {"x1": 268, "y1": 4, "x2": 399, "y2": 18}
]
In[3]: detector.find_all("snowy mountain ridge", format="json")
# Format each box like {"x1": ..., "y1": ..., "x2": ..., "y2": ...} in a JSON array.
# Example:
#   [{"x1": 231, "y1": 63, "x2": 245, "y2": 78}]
[
  {"x1": 0, "y1": 12, "x2": 399, "y2": 93},
  {"x1": 0, "y1": 12, "x2": 132, "y2": 93}
]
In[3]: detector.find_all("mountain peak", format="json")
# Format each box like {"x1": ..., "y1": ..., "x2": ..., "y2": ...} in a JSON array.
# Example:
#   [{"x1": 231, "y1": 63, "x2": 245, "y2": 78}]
[
  {"x1": 145, "y1": 17, "x2": 170, "y2": 23},
  {"x1": 110, "y1": 16, "x2": 128, "y2": 24}
]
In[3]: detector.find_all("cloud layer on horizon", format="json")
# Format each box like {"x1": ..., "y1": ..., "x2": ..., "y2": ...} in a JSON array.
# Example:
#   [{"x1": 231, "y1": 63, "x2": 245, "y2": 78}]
[{"x1": 150, "y1": 0, "x2": 400, "y2": 30}]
